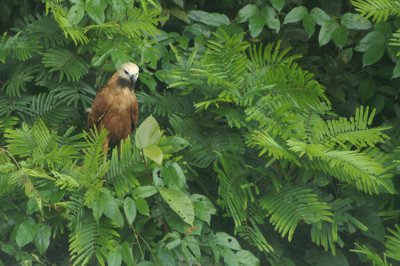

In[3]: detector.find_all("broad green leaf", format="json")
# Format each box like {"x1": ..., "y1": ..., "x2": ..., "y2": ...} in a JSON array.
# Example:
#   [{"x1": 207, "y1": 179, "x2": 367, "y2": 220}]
[
  {"x1": 160, "y1": 187, "x2": 194, "y2": 225},
  {"x1": 270, "y1": 0, "x2": 285, "y2": 11},
  {"x1": 121, "y1": 242, "x2": 134, "y2": 266},
  {"x1": 136, "y1": 197, "x2": 149, "y2": 216},
  {"x1": 332, "y1": 26, "x2": 349, "y2": 48},
  {"x1": 133, "y1": 186, "x2": 157, "y2": 199},
  {"x1": 341, "y1": 13, "x2": 371, "y2": 30},
  {"x1": 112, "y1": 0, "x2": 127, "y2": 17},
  {"x1": 123, "y1": 197, "x2": 137, "y2": 225},
  {"x1": 67, "y1": 5, "x2": 84, "y2": 25},
  {"x1": 310, "y1": 7, "x2": 330, "y2": 26},
  {"x1": 34, "y1": 224, "x2": 51, "y2": 254},
  {"x1": 355, "y1": 32, "x2": 385, "y2": 52},
  {"x1": 191, "y1": 194, "x2": 216, "y2": 224},
  {"x1": 170, "y1": 8, "x2": 190, "y2": 24},
  {"x1": 221, "y1": 247, "x2": 239, "y2": 266},
  {"x1": 305, "y1": 249, "x2": 349, "y2": 266},
  {"x1": 341, "y1": 48, "x2": 353, "y2": 64},
  {"x1": 89, "y1": 192, "x2": 107, "y2": 221},
  {"x1": 216, "y1": 232, "x2": 241, "y2": 250},
  {"x1": 236, "y1": 4, "x2": 258, "y2": 23},
  {"x1": 249, "y1": 12, "x2": 265, "y2": 38},
  {"x1": 264, "y1": 7, "x2": 280, "y2": 32},
  {"x1": 188, "y1": 10, "x2": 230, "y2": 26},
  {"x1": 163, "y1": 162, "x2": 187, "y2": 191},
  {"x1": 283, "y1": 6, "x2": 307, "y2": 24},
  {"x1": 103, "y1": 193, "x2": 124, "y2": 227},
  {"x1": 236, "y1": 250, "x2": 260, "y2": 266},
  {"x1": 182, "y1": 236, "x2": 201, "y2": 260},
  {"x1": 318, "y1": 20, "x2": 339, "y2": 46},
  {"x1": 85, "y1": 0, "x2": 107, "y2": 24},
  {"x1": 357, "y1": 78, "x2": 376, "y2": 102},
  {"x1": 144, "y1": 145, "x2": 163, "y2": 165},
  {"x1": 362, "y1": 44, "x2": 385, "y2": 67},
  {"x1": 172, "y1": 0, "x2": 184, "y2": 8},
  {"x1": 16, "y1": 222, "x2": 38, "y2": 247},
  {"x1": 303, "y1": 14, "x2": 316, "y2": 37},
  {"x1": 135, "y1": 116, "x2": 162, "y2": 148},
  {"x1": 393, "y1": 60, "x2": 400, "y2": 78},
  {"x1": 107, "y1": 249, "x2": 122, "y2": 266}
]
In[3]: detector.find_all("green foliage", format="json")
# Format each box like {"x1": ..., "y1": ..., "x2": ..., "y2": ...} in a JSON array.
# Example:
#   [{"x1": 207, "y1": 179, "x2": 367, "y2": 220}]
[{"x1": 1, "y1": 0, "x2": 400, "y2": 265}]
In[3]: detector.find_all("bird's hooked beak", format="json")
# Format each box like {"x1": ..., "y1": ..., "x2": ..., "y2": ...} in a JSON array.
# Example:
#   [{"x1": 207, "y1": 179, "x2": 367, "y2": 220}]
[{"x1": 130, "y1": 75, "x2": 137, "y2": 86}]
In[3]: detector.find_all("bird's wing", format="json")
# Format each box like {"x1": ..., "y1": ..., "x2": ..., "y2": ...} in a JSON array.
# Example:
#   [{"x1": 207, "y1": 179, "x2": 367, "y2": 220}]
[
  {"x1": 88, "y1": 87, "x2": 109, "y2": 129},
  {"x1": 131, "y1": 94, "x2": 139, "y2": 129}
]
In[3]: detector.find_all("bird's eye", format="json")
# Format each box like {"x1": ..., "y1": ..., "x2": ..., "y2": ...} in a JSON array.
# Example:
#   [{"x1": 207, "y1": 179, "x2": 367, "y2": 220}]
[{"x1": 124, "y1": 70, "x2": 128, "y2": 74}]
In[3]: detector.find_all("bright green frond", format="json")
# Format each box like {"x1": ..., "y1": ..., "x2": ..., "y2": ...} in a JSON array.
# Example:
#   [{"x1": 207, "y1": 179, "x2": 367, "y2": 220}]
[
  {"x1": 260, "y1": 186, "x2": 333, "y2": 241},
  {"x1": 42, "y1": 48, "x2": 89, "y2": 82},
  {"x1": 69, "y1": 216, "x2": 119, "y2": 266},
  {"x1": 352, "y1": 0, "x2": 400, "y2": 22},
  {"x1": 385, "y1": 225, "x2": 400, "y2": 261}
]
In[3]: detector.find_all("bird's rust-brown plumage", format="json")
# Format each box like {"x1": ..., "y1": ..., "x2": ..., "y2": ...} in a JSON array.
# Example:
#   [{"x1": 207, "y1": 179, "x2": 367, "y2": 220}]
[{"x1": 88, "y1": 62, "x2": 139, "y2": 152}]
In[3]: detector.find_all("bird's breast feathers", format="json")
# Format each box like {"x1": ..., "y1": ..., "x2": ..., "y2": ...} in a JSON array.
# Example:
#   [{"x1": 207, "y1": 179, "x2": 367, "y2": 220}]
[{"x1": 108, "y1": 88, "x2": 135, "y2": 110}]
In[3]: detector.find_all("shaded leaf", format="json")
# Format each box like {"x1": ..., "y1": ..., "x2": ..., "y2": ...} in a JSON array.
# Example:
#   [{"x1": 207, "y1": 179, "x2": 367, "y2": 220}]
[{"x1": 160, "y1": 187, "x2": 194, "y2": 225}]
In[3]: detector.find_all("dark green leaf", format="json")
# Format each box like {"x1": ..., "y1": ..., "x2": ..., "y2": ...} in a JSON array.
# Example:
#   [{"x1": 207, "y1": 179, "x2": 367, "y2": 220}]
[
  {"x1": 67, "y1": 5, "x2": 84, "y2": 25},
  {"x1": 341, "y1": 13, "x2": 371, "y2": 30},
  {"x1": 216, "y1": 232, "x2": 241, "y2": 250},
  {"x1": 332, "y1": 26, "x2": 349, "y2": 48},
  {"x1": 182, "y1": 236, "x2": 201, "y2": 260},
  {"x1": 16, "y1": 222, "x2": 38, "y2": 247},
  {"x1": 172, "y1": 0, "x2": 184, "y2": 8},
  {"x1": 160, "y1": 187, "x2": 194, "y2": 225},
  {"x1": 355, "y1": 32, "x2": 385, "y2": 52},
  {"x1": 103, "y1": 193, "x2": 124, "y2": 227},
  {"x1": 121, "y1": 242, "x2": 134, "y2": 266},
  {"x1": 236, "y1": 4, "x2": 258, "y2": 23},
  {"x1": 264, "y1": 7, "x2": 280, "y2": 32},
  {"x1": 188, "y1": 10, "x2": 230, "y2": 26},
  {"x1": 310, "y1": 7, "x2": 330, "y2": 26},
  {"x1": 85, "y1": 0, "x2": 107, "y2": 24},
  {"x1": 236, "y1": 250, "x2": 260, "y2": 266},
  {"x1": 136, "y1": 197, "x2": 150, "y2": 216},
  {"x1": 341, "y1": 48, "x2": 353, "y2": 64},
  {"x1": 357, "y1": 78, "x2": 376, "y2": 102},
  {"x1": 283, "y1": 6, "x2": 307, "y2": 24},
  {"x1": 318, "y1": 20, "x2": 339, "y2": 46},
  {"x1": 305, "y1": 249, "x2": 349, "y2": 266},
  {"x1": 163, "y1": 161, "x2": 187, "y2": 191},
  {"x1": 362, "y1": 44, "x2": 385, "y2": 67},
  {"x1": 393, "y1": 59, "x2": 400, "y2": 78},
  {"x1": 123, "y1": 197, "x2": 137, "y2": 225},
  {"x1": 107, "y1": 249, "x2": 122, "y2": 266},
  {"x1": 34, "y1": 224, "x2": 51, "y2": 254},
  {"x1": 192, "y1": 194, "x2": 216, "y2": 225},
  {"x1": 270, "y1": 0, "x2": 285, "y2": 11},
  {"x1": 133, "y1": 186, "x2": 157, "y2": 199},
  {"x1": 249, "y1": 12, "x2": 265, "y2": 38},
  {"x1": 303, "y1": 14, "x2": 316, "y2": 37}
]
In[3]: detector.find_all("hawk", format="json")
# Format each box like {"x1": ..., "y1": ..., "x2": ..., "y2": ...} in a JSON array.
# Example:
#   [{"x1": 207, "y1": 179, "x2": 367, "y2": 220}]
[{"x1": 88, "y1": 62, "x2": 139, "y2": 151}]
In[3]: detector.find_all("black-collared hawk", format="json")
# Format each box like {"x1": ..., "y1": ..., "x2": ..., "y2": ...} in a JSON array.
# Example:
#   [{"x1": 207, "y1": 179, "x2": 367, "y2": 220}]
[{"x1": 88, "y1": 62, "x2": 139, "y2": 151}]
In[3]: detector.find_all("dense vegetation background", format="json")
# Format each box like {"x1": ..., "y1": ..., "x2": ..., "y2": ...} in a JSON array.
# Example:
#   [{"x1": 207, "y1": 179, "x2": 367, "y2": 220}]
[{"x1": 1, "y1": 0, "x2": 400, "y2": 265}]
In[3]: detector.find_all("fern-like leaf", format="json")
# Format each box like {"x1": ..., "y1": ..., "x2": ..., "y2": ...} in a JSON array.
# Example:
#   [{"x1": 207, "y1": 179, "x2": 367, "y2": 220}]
[
  {"x1": 42, "y1": 48, "x2": 89, "y2": 81},
  {"x1": 260, "y1": 186, "x2": 333, "y2": 241},
  {"x1": 69, "y1": 216, "x2": 119, "y2": 266},
  {"x1": 385, "y1": 225, "x2": 400, "y2": 261},
  {"x1": 351, "y1": 0, "x2": 400, "y2": 22}
]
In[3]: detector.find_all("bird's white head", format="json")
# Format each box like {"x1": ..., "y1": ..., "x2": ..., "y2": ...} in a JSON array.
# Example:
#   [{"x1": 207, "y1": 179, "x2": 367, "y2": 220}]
[{"x1": 117, "y1": 62, "x2": 139, "y2": 88}]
